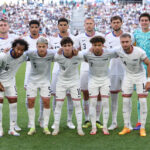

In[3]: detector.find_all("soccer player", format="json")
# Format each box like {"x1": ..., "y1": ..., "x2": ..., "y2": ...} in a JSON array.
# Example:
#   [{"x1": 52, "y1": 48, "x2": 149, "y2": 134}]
[
  {"x1": 118, "y1": 33, "x2": 150, "y2": 137},
  {"x1": 133, "y1": 12, "x2": 150, "y2": 130},
  {"x1": 52, "y1": 37, "x2": 84, "y2": 136},
  {"x1": 26, "y1": 37, "x2": 56, "y2": 135},
  {"x1": 76, "y1": 17, "x2": 104, "y2": 129},
  {"x1": 0, "y1": 39, "x2": 28, "y2": 137},
  {"x1": 50, "y1": 18, "x2": 77, "y2": 129},
  {"x1": 105, "y1": 16, "x2": 132, "y2": 130}
]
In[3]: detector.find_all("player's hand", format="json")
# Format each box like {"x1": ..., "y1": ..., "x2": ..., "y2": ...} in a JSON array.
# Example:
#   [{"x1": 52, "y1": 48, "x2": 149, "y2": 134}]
[
  {"x1": 145, "y1": 82, "x2": 150, "y2": 91},
  {"x1": 3, "y1": 48, "x2": 10, "y2": 53},
  {"x1": 0, "y1": 82, "x2": 4, "y2": 92},
  {"x1": 57, "y1": 48, "x2": 63, "y2": 55},
  {"x1": 72, "y1": 48, "x2": 78, "y2": 56}
]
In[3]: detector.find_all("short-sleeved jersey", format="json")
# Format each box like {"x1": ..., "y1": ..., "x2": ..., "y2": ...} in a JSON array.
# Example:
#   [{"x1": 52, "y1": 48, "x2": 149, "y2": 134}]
[
  {"x1": 133, "y1": 29, "x2": 150, "y2": 59},
  {"x1": 84, "y1": 49, "x2": 117, "y2": 79},
  {"x1": 0, "y1": 34, "x2": 19, "y2": 52},
  {"x1": 0, "y1": 50, "x2": 27, "y2": 86},
  {"x1": 117, "y1": 46, "x2": 147, "y2": 76},
  {"x1": 26, "y1": 50, "x2": 56, "y2": 85},
  {"x1": 77, "y1": 31, "x2": 104, "y2": 71},
  {"x1": 54, "y1": 53, "x2": 83, "y2": 84},
  {"x1": 0, "y1": 52, "x2": 7, "y2": 72}
]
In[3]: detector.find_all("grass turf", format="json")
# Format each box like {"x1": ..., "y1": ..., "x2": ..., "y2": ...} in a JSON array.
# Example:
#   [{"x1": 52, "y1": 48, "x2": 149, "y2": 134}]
[{"x1": 1, "y1": 62, "x2": 150, "y2": 150}]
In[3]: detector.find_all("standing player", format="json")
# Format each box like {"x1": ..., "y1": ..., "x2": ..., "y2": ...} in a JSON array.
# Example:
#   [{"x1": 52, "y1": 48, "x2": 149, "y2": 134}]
[
  {"x1": 133, "y1": 12, "x2": 150, "y2": 130},
  {"x1": 105, "y1": 16, "x2": 132, "y2": 130},
  {"x1": 52, "y1": 37, "x2": 84, "y2": 136},
  {"x1": 0, "y1": 39, "x2": 28, "y2": 137},
  {"x1": 76, "y1": 17, "x2": 104, "y2": 128},
  {"x1": 118, "y1": 33, "x2": 150, "y2": 137},
  {"x1": 50, "y1": 18, "x2": 77, "y2": 129}
]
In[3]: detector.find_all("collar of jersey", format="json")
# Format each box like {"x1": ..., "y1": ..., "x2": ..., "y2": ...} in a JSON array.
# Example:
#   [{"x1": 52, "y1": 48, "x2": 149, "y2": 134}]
[
  {"x1": 10, "y1": 49, "x2": 16, "y2": 58},
  {"x1": 85, "y1": 32, "x2": 95, "y2": 37}
]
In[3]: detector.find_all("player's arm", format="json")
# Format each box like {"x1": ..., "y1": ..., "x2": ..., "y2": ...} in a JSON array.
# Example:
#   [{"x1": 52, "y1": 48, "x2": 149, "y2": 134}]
[
  {"x1": 143, "y1": 57, "x2": 150, "y2": 91},
  {"x1": 0, "y1": 82, "x2": 4, "y2": 92}
]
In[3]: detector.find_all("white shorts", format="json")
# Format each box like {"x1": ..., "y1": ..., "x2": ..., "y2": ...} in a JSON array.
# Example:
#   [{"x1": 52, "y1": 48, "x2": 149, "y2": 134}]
[
  {"x1": 27, "y1": 84, "x2": 51, "y2": 98},
  {"x1": 56, "y1": 82, "x2": 81, "y2": 100},
  {"x1": 110, "y1": 75, "x2": 124, "y2": 92},
  {"x1": 80, "y1": 71, "x2": 88, "y2": 91},
  {"x1": 0, "y1": 85, "x2": 17, "y2": 99},
  {"x1": 88, "y1": 77, "x2": 110, "y2": 98},
  {"x1": 24, "y1": 61, "x2": 31, "y2": 88},
  {"x1": 122, "y1": 74, "x2": 147, "y2": 96},
  {"x1": 51, "y1": 72, "x2": 58, "y2": 94}
]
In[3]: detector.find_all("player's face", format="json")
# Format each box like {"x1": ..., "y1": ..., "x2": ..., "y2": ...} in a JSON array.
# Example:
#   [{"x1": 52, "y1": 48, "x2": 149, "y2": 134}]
[
  {"x1": 29, "y1": 24, "x2": 40, "y2": 36},
  {"x1": 37, "y1": 43, "x2": 48, "y2": 57},
  {"x1": 120, "y1": 37, "x2": 132, "y2": 54},
  {"x1": 111, "y1": 19, "x2": 122, "y2": 32},
  {"x1": 139, "y1": 17, "x2": 150, "y2": 30},
  {"x1": 84, "y1": 19, "x2": 95, "y2": 32},
  {"x1": 13, "y1": 44, "x2": 25, "y2": 58},
  {"x1": 92, "y1": 42, "x2": 103, "y2": 56},
  {"x1": 58, "y1": 22, "x2": 68, "y2": 33},
  {"x1": 0, "y1": 21, "x2": 9, "y2": 34},
  {"x1": 62, "y1": 43, "x2": 73, "y2": 57}
]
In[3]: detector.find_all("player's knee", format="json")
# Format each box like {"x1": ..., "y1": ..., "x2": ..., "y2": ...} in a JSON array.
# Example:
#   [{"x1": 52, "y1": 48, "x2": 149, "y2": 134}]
[
  {"x1": 28, "y1": 98, "x2": 35, "y2": 108},
  {"x1": 0, "y1": 99, "x2": 3, "y2": 103},
  {"x1": 97, "y1": 93, "x2": 101, "y2": 101},
  {"x1": 82, "y1": 90, "x2": 89, "y2": 100},
  {"x1": 8, "y1": 98, "x2": 17, "y2": 103},
  {"x1": 43, "y1": 100, "x2": 50, "y2": 109}
]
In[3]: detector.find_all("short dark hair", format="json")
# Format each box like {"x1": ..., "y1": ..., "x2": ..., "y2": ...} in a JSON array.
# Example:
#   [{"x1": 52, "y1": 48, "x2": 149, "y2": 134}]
[
  {"x1": 0, "y1": 19, "x2": 8, "y2": 23},
  {"x1": 111, "y1": 16, "x2": 122, "y2": 22},
  {"x1": 90, "y1": 36, "x2": 105, "y2": 44},
  {"x1": 84, "y1": 17, "x2": 95, "y2": 23},
  {"x1": 29, "y1": 20, "x2": 40, "y2": 27},
  {"x1": 60, "y1": 37, "x2": 73, "y2": 46},
  {"x1": 139, "y1": 12, "x2": 150, "y2": 21},
  {"x1": 58, "y1": 18, "x2": 69, "y2": 25},
  {"x1": 12, "y1": 39, "x2": 29, "y2": 51},
  {"x1": 120, "y1": 33, "x2": 131, "y2": 39}
]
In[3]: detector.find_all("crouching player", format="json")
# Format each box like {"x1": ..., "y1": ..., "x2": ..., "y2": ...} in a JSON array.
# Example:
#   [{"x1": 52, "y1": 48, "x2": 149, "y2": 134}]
[
  {"x1": 26, "y1": 37, "x2": 56, "y2": 135},
  {"x1": 84, "y1": 36, "x2": 117, "y2": 135},
  {"x1": 52, "y1": 37, "x2": 84, "y2": 136},
  {"x1": 118, "y1": 33, "x2": 150, "y2": 137},
  {"x1": 0, "y1": 39, "x2": 28, "y2": 137}
]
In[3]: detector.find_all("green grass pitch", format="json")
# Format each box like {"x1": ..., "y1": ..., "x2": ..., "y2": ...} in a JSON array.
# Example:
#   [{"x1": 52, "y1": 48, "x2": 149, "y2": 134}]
[{"x1": 1, "y1": 62, "x2": 150, "y2": 150}]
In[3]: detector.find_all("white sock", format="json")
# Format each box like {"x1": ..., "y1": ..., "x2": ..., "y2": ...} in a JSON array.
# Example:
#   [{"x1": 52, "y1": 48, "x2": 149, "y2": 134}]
[
  {"x1": 102, "y1": 97, "x2": 109, "y2": 129},
  {"x1": 28, "y1": 108, "x2": 35, "y2": 128},
  {"x1": 53, "y1": 96, "x2": 56, "y2": 113},
  {"x1": 122, "y1": 97, "x2": 130, "y2": 128},
  {"x1": 0, "y1": 104, "x2": 3, "y2": 130},
  {"x1": 9, "y1": 103, "x2": 17, "y2": 130},
  {"x1": 139, "y1": 98, "x2": 147, "y2": 129},
  {"x1": 25, "y1": 97, "x2": 28, "y2": 109},
  {"x1": 54, "y1": 101, "x2": 64, "y2": 128},
  {"x1": 89, "y1": 98, "x2": 97, "y2": 129},
  {"x1": 111, "y1": 93, "x2": 118, "y2": 125},
  {"x1": 82, "y1": 99, "x2": 89, "y2": 121},
  {"x1": 43, "y1": 108, "x2": 50, "y2": 128},
  {"x1": 73, "y1": 101, "x2": 82, "y2": 130},
  {"x1": 39, "y1": 97, "x2": 43, "y2": 120},
  {"x1": 96, "y1": 100, "x2": 102, "y2": 121},
  {"x1": 67, "y1": 95, "x2": 73, "y2": 122}
]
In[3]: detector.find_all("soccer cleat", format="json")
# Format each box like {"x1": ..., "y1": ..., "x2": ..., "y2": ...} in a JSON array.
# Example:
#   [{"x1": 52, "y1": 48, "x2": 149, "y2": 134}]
[
  {"x1": 90, "y1": 128, "x2": 97, "y2": 135},
  {"x1": 77, "y1": 129, "x2": 85, "y2": 136},
  {"x1": 14, "y1": 125, "x2": 21, "y2": 131},
  {"x1": 43, "y1": 127, "x2": 51, "y2": 135},
  {"x1": 52, "y1": 128, "x2": 59, "y2": 136},
  {"x1": 82, "y1": 121, "x2": 91, "y2": 128},
  {"x1": 0, "y1": 129, "x2": 4, "y2": 137},
  {"x1": 8, "y1": 129, "x2": 20, "y2": 136},
  {"x1": 133, "y1": 122, "x2": 141, "y2": 130},
  {"x1": 140, "y1": 128, "x2": 146, "y2": 137},
  {"x1": 102, "y1": 128, "x2": 110, "y2": 135},
  {"x1": 96, "y1": 121, "x2": 103, "y2": 129},
  {"x1": 119, "y1": 127, "x2": 131, "y2": 135},
  {"x1": 67, "y1": 121, "x2": 75, "y2": 129},
  {"x1": 51, "y1": 123, "x2": 55, "y2": 129},
  {"x1": 108, "y1": 123, "x2": 118, "y2": 130},
  {"x1": 27, "y1": 128, "x2": 36, "y2": 135}
]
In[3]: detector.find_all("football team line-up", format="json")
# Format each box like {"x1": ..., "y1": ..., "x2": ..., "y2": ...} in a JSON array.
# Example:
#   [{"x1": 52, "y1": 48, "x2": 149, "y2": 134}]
[{"x1": 0, "y1": 12, "x2": 150, "y2": 137}]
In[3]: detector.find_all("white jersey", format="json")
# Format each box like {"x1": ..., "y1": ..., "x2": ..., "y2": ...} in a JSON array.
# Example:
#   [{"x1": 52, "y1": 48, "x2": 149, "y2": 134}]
[
  {"x1": 54, "y1": 53, "x2": 83, "y2": 84},
  {"x1": 50, "y1": 34, "x2": 78, "y2": 74},
  {"x1": 105, "y1": 32, "x2": 125, "y2": 76},
  {"x1": 84, "y1": 49, "x2": 117, "y2": 80},
  {"x1": 77, "y1": 31, "x2": 104, "y2": 71},
  {"x1": 0, "y1": 50, "x2": 27, "y2": 87},
  {"x1": 0, "y1": 34, "x2": 19, "y2": 52},
  {"x1": 117, "y1": 46, "x2": 147, "y2": 76},
  {"x1": 26, "y1": 50, "x2": 55, "y2": 86}
]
